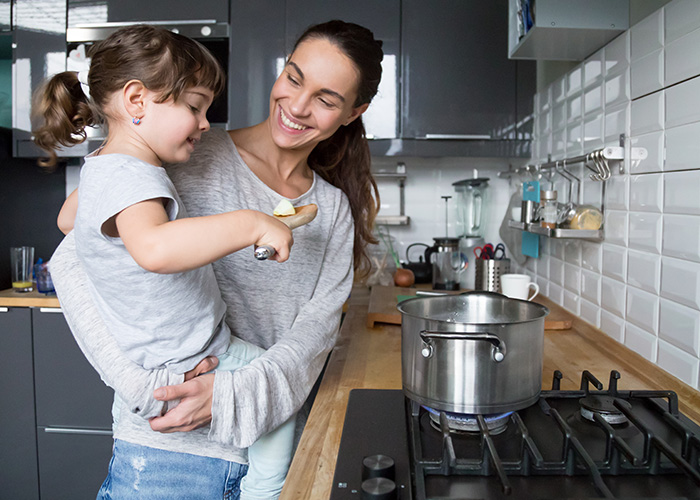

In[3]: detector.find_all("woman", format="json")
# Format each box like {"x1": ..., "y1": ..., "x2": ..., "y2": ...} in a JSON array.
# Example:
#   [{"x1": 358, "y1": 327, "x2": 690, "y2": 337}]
[{"x1": 49, "y1": 19, "x2": 382, "y2": 499}]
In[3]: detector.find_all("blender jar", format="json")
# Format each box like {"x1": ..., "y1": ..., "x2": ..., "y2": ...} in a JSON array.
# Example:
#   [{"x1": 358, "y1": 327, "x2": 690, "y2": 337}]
[{"x1": 452, "y1": 177, "x2": 489, "y2": 238}]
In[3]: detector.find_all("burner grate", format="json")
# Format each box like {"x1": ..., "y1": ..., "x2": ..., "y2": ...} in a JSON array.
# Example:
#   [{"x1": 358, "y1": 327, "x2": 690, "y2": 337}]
[{"x1": 408, "y1": 370, "x2": 700, "y2": 500}]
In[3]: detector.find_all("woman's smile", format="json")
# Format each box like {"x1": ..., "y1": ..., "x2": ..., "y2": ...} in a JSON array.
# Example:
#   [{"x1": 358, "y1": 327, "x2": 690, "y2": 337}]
[{"x1": 279, "y1": 106, "x2": 309, "y2": 132}]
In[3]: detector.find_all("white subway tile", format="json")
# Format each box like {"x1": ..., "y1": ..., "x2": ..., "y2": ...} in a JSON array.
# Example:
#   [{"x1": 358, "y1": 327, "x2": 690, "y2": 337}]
[
  {"x1": 563, "y1": 289, "x2": 580, "y2": 315},
  {"x1": 537, "y1": 254, "x2": 550, "y2": 279},
  {"x1": 605, "y1": 102, "x2": 628, "y2": 143},
  {"x1": 552, "y1": 101, "x2": 567, "y2": 131},
  {"x1": 548, "y1": 283, "x2": 564, "y2": 304},
  {"x1": 664, "y1": 170, "x2": 700, "y2": 215},
  {"x1": 631, "y1": 9, "x2": 664, "y2": 61},
  {"x1": 605, "y1": 174, "x2": 629, "y2": 211},
  {"x1": 662, "y1": 214, "x2": 700, "y2": 262},
  {"x1": 626, "y1": 286, "x2": 659, "y2": 334},
  {"x1": 580, "y1": 298, "x2": 601, "y2": 328},
  {"x1": 552, "y1": 128, "x2": 566, "y2": 155},
  {"x1": 661, "y1": 256, "x2": 700, "y2": 310},
  {"x1": 665, "y1": 27, "x2": 700, "y2": 87},
  {"x1": 567, "y1": 93, "x2": 582, "y2": 123},
  {"x1": 657, "y1": 339, "x2": 700, "y2": 388},
  {"x1": 536, "y1": 276, "x2": 549, "y2": 298},
  {"x1": 549, "y1": 257, "x2": 564, "y2": 286},
  {"x1": 601, "y1": 310, "x2": 625, "y2": 342},
  {"x1": 582, "y1": 177, "x2": 604, "y2": 206},
  {"x1": 604, "y1": 210, "x2": 628, "y2": 247},
  {"x1": 583, "y1": 113, "x2": 603, "y2": 150},
  {"x1": 581, "y1": 270, "x2": 602, "y2": 305},
  {"x1": 601, "y1": 277, "x2": 627, "y2": 318},
  {"x1": 567, "y1": 121, "x2": 583, "y2": 153},
  {"x1": 629, "y1": 132, "x2": 664, "y2": 174},
  {"x1": 630, "y1": 92, "x2": 664, "y2": 135},
  {"x1": 604, "y1": 70, "x2": 630, "y2": 108},
  {"x1": 539, "y1": 86, "x2": 551, "y2": 113},
  {"x1": 630, "y1": 49, "x2": 664, "y2": 99},
  {"x1": 584, "y1": 50, "x2": 604, "y2": 88},
  {"x1": 602, "y1": 244, "x2": 628, "y2": 282},
  {"x1": 665, "y1": 75, "x2": 700, "y2": 128},
  {"x1": 581, "y1": 242, "x2": 602, "y2": 273},
  {"x1": 538, "y1": 109, "x2": 551, "y2": 136},
  {"x1": 564, "y1": 241, "x2": 582, "y2": 266},
  {"x1": 551, "y1": 75, "x2": 566, "y2": 104},
  {"x1": 666, "y1": 122, "x2": 700, "y2": 172},
  {"x1": 628, "y1": 212, "x2": 662, "y2": 254},
  {"x1": 564, "y1": 263, "x2": 581, "y2": 294},
  {"x1": 627, "y1": 249, "x2": 661, "y2": 294},
  {"x1": 625, "y1": 323, "x2": 658, "y2": 362},
  {"x1": 584, "y1": 86, "x2": 602, "y2": 115},
  {"x1": 665, "y1": 0, "x2": 700, "y2": 44},
  {"x1": 567, "y1": 65, "x2": 582, "y2": 96},
  {"x1": 605, "y1": 32, "x2": 629, "y2": 75},
  {"x1": 629, "y1": 173, "x2": 662, "y2": 212},
  {"x1": 538, "y1": 136, "x2": 551, "y2": 161},
  {"x1": 550, "y1": 239, "x2": 565, "y2": 261}
]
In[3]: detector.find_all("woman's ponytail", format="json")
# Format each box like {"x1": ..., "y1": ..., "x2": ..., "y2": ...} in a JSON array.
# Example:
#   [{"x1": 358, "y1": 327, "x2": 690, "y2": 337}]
[{"x1": 32, "y1": 71, "x2": 96, "y2": 167}]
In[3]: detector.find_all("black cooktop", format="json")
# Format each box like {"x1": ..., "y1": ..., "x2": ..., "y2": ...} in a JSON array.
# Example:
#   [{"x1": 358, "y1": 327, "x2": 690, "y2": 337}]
[{"x1": 330, "y1": 371, "x2": 700, "y2": 500}]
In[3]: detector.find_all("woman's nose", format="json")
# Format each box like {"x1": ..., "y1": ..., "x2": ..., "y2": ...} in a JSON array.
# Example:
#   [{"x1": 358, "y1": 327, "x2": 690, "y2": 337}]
[{"x1": 289, "y1": 92, "x2": 311, "y2": 116}]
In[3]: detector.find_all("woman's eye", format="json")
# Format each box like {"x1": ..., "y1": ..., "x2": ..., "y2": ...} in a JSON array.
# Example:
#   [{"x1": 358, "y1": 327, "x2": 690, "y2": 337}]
[
  {"x1": 287, "y1": 74, "x2": 300, "y2": 86},
  {"x1": 319, "y1": 98, "x2": 336, "y2": 108}
]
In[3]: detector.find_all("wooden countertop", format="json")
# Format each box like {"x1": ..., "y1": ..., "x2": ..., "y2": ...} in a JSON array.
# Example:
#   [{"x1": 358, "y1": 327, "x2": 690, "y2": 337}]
[
  {"x1": 0, "y1": 288, "x2": 60, "y2": 308},
  {"x1": 280, "y1": 284, "x2": 700, "y2": 500}
]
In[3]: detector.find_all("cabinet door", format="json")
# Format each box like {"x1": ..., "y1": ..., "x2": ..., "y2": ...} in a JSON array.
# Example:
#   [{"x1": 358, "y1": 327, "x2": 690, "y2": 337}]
[
  {"x1": 37, "y1": 430, "x2": 113, "y2": 500},
  {"x1": 401, "y1": 0, "x2": 517, "y2": 140},
  {"x1": 32, "y1": 308, "x2": 114, "y2": 429},
  {"x1": 285, "y1": 0, "x2": 401, "y2": 139},
  {"x1": 0, "y1": 307, "x2": 40, "y2": 500},
  {"x1": 67, "y1": 0, "x2": 228, "y2": 26}
]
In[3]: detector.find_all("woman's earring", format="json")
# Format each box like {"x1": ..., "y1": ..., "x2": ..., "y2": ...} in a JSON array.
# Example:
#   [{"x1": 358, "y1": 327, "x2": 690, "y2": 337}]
[{"x1": 132, "y1": 116, "x2": 141, "y2": 125}]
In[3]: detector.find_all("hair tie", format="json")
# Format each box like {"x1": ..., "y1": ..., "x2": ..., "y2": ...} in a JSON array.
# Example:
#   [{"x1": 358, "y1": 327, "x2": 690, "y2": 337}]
[{"x1": 77, "y1": 70, "x2": 90, "y2": 98}]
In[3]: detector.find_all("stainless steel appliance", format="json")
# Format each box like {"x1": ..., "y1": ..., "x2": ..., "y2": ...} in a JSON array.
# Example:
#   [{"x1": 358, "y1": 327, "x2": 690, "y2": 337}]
[{"x1": 330, "y1": 370, "x2": 700, "y2": 499}]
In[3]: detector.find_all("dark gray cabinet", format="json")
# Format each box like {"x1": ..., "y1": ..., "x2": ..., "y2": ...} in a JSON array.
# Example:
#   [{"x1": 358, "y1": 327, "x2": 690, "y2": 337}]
[
  {"x1": 0, "y1": 306, "x2": 114, "y2": 499},
  {"x1": 0, "y1": 307, "x2": 40, "y2": 500},
  {"x1": 68, "y1": 0, "x2": 228, "y2": 26}
]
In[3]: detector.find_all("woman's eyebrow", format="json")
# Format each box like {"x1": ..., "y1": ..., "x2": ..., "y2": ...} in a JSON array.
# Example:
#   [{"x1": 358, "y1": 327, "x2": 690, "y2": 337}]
[{"x1": 287, "y1": 61, "x2": 346, "y2": 103}]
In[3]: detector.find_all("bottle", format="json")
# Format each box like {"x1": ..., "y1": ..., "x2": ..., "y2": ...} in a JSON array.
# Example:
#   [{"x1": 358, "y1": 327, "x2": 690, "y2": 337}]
[{"x1": 540, "y1": 190, "x2": 558, "y2": 229}]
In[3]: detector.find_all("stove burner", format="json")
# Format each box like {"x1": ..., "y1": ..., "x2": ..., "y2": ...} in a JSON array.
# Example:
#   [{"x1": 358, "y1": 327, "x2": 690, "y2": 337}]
[
  {"x1": 423, "y1": 406, "x2": 513, "y2": 435},
  {"x1": 579, "y1": 394, "x2": 629, "y2": 425}
]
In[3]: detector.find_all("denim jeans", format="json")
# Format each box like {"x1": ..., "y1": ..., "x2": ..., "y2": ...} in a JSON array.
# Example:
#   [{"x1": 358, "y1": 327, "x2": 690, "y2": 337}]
[{"x1": 97, "y1": 439, "x2": 248, "y2": 500}]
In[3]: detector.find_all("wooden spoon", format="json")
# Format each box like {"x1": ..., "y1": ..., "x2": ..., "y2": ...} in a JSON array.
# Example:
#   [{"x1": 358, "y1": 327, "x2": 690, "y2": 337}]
[{"x1": 254, "y1": 204, "x2": 319, "y2": 260}]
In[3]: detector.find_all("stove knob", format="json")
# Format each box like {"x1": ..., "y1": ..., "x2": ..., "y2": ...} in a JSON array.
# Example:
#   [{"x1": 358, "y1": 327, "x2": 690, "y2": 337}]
[
  {"x1": 361, "y1": 477, "x2": 397, "y2": 500},
  {"x1": 362, "y1": 454, "x2": 395, "y2": 481}
]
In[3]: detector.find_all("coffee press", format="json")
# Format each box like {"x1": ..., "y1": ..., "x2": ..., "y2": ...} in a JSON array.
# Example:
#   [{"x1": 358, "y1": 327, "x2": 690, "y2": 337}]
[
  {"x1": 425, "y1": 196, "x2": 467, "y2": 290},
  {"x1": 452, "y1": 174, "x2": 489, "y2": 290}
]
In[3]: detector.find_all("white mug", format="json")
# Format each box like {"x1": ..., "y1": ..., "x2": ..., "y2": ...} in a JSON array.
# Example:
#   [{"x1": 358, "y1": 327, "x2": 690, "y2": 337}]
[{"x1": 500, "y1": 273, "x2": 539, "y2": 301}]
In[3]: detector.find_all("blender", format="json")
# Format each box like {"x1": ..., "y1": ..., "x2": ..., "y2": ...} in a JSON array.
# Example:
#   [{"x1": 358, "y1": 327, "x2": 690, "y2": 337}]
[
  {"x1": 424, "y1": 196, "x2": 467, "y2": 290},
  {"x1": 452, "y1": 175, "x2": 489, "y2": 290}
]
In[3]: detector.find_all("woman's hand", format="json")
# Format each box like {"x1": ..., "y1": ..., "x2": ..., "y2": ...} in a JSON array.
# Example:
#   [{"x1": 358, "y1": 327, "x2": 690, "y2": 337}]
[{"x1": 149, "y1": 357, "x2": 218, "y2": 433}]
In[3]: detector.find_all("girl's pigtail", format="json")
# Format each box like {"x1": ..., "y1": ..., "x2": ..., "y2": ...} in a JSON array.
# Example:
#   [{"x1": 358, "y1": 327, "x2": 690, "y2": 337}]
[{"x1": 32, "y1": 71, "x2": 96, "y2": 167}]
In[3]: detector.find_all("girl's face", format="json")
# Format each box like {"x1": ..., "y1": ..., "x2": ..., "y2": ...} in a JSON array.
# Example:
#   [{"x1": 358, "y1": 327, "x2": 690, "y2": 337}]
[
  {"x1": 142, "y1": 86, "x2": 214, "y2": 164},
  {"x1": 268, "y1": 38, "x2": 369, "y2": 152}
]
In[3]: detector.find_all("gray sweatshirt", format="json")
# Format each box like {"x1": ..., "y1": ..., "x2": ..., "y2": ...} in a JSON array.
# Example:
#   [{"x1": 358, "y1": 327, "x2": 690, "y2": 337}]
[{"x1": 49, "y1": 128, "x2": 354, "y2": 462}]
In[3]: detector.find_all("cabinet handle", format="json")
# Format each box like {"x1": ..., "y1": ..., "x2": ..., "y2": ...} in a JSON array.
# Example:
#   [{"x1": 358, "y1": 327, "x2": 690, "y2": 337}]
[
  {"x1": 44, "y1": 427, "x2": 112, "y2": 436},
  {"x1": 39, "y1": 307, "x2": 63, "y2": 313},
  {"x1": 0, "y1": 307, "x2": 7, "y2": 313},
  {"x1": 423, "y1": 134, "x2": 492, "y2": 140}
]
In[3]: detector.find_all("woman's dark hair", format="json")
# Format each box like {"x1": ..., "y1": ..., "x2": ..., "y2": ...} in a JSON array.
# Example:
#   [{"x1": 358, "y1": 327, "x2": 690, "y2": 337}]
[
  {"x1": 293, "y1": 20, "x2": 384, "y2": 275},
  {"x1": 32, "y1": 24, "x2": 225, "y2": 167}
]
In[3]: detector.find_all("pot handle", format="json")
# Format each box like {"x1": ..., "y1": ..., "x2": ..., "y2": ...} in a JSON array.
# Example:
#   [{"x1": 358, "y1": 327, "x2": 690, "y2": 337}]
[{"x1": 419, "y1": 330, "x2": 506, "y2": 362}]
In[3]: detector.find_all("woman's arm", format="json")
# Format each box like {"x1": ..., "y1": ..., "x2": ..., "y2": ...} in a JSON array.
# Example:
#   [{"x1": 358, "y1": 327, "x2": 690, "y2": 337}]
[
  {"x1": 57, "y1": 188, "x2": 78, "y2": 234},
  {"x1": 115, "y1": 200, "x2": 293, "y2": 272},
  {"x1": 150, "y1": 196, "x2": 354, "y2": 447},
  {"x1": 49, "y1": 233, "x2": 188, "y2": 418}
]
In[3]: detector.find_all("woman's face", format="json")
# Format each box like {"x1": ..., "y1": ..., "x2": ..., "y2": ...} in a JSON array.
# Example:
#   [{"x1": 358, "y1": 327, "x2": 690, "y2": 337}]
[{"x1": 268, "y1": 38, "x2": 369, "y2": 152}]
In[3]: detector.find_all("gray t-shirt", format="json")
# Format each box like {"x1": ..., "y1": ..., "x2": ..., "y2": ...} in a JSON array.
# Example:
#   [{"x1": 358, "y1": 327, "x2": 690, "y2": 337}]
[
  {"x1": 49, "y1": 128, "x2": 355, "y2": 461},
  {"x1": 75, "y1": 154, "x2": 230, "y2": 374}
]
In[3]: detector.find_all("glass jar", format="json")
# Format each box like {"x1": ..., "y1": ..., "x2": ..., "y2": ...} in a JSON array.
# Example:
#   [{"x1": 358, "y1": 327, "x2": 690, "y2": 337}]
[{"x1": 540, "y1": 190, "x2": 558, "y2": 229}]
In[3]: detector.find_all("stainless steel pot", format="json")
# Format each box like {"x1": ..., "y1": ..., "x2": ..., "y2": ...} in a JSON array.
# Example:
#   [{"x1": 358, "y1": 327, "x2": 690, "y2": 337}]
[{"x1": 397, "y1": 291, "x2": 549, "y2": 414}]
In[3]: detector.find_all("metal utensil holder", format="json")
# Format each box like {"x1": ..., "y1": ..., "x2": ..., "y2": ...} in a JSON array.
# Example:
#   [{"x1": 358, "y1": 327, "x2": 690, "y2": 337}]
[{"x1": 474, "y1": 258, "x2": 511, "y2": 292}]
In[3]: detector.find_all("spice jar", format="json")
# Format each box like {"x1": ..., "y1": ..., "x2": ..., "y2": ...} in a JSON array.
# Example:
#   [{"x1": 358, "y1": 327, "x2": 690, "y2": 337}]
[{"x1": 540, "y1": 190, "x2": 558, "y2": 229}]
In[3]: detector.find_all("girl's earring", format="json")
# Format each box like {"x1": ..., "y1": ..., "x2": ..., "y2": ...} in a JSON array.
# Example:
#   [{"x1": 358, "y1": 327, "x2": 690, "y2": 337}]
[{"x1": 132, "y1": 116, "x2": 142, "y2": 125}]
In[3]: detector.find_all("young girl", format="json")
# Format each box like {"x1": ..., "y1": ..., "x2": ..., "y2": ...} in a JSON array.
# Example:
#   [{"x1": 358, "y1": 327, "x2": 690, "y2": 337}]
[{"x1": 34, "y1": 25, "x2": 297, "y2": 500}]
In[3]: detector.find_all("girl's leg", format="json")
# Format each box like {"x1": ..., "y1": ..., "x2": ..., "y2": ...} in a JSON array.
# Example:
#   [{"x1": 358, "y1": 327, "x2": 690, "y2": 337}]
[{"x1": 96, "y1": 439, "x2": 247, "y2": 500}]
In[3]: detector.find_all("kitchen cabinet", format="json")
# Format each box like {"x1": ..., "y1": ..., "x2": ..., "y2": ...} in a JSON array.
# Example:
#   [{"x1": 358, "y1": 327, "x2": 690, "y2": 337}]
[
  {"x1": 68, "y1": 0, "x2": 228, "y2": 26},
  {"x1": 32, "y1": 307, "x2": 114, "y2": 499},
  {"x1": 0, "y1": 307, "x2": 40, "y2": 500},
  {"x1": 0, "y1": 0, "x2": 10, "y2": 31}
]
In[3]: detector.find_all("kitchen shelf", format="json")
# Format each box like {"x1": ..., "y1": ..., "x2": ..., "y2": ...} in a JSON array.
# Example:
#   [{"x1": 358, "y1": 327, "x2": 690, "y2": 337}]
[
  {"x1": 374, "y1": 164, "x2": 411, "y2": 226},
  {"x1": 508, "y1": 220, "x2": 603, "y2": 241}
]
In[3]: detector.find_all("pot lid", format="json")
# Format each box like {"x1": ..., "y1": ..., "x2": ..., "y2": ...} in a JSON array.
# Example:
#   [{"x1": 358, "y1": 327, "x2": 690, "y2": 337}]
[{"x1": 452, "y1": 177, "x2": 490, "y2": 188}]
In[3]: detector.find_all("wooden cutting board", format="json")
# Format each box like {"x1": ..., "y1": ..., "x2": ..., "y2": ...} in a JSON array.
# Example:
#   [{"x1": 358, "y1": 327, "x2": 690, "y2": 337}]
[{"x1": 366, "y1": 285, "x2": 573, "y2": 330}]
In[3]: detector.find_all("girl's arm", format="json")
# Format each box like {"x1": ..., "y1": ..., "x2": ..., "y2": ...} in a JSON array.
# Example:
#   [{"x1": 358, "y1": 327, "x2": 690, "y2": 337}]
[
  {"x1": 57, "y1": 188, "x2": 79, "y2": 235},
  {"x1": 115, "y1": 199, "x2": 293, "y2": 273}
]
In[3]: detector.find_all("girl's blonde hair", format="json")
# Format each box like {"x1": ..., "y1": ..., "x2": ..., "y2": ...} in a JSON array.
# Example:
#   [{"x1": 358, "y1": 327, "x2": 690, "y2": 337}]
[{"x1": 32, "y1": 24, "x2": 225, "y2": 166}]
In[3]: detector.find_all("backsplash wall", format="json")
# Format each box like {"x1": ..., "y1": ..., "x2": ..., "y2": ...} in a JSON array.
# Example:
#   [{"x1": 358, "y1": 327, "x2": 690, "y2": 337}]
[{"x1": 511, "y1": 0, "x2": 700, "y2": 390}]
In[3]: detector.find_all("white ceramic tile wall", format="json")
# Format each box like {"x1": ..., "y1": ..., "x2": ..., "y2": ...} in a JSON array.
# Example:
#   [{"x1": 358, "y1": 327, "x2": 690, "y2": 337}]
[{"x1": 515, "y1": 0, "x2": 700, "y2": 390}]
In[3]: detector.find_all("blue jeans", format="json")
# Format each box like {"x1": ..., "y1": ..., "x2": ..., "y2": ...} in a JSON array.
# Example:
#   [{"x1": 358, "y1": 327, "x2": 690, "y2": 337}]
[{"x1": 97, "y1": 439, "x2": 248, "y2": 500}]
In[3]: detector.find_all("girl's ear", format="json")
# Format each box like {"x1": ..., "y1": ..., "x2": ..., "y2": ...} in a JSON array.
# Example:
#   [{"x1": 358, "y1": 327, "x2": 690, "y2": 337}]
[{"x1": 122, "y1": 80, "x2": 148, "y2": 119}]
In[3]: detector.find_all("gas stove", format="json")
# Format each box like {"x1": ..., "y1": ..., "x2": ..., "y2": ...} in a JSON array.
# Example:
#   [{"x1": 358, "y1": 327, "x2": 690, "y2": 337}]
[{"x1": 330, "y1": 370, "x2": 700, "y2": 499}]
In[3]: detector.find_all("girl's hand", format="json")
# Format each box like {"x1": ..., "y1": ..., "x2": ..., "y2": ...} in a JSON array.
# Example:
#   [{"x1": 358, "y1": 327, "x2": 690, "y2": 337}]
[
  {"x1": 149, "y1": 373, "x2": 215, "y2": 432},
  {"x1": 256, "y1": 214, "x2": 294, "y2": 262}
]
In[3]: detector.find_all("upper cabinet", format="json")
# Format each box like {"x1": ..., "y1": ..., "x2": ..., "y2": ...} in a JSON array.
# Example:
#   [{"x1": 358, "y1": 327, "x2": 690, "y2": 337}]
[
  {"x1": 0, "y1": 0, "x2": 11, "y2": 31},
  {"x1": 67, "y1": 0, "x2": 228, "y2": 26},
  {"x1": 508, "y1": 0, "x2": 629, "y2": 60}
]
